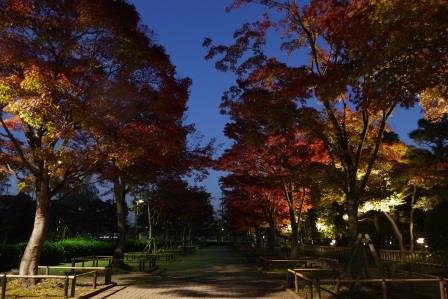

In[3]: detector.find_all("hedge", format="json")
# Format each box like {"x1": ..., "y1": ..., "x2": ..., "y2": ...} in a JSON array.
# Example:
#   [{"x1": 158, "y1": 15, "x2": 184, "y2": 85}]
[{"x1": 0, "y1": 239, "x2": 147, "y2": 272}]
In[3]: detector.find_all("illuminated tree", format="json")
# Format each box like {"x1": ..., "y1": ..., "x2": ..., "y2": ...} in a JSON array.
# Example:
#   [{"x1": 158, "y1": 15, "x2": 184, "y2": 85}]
[
  {"x1": 221, "y1": 175, "x2": 290, "y2": 250},
  {"x1": 217, "y1": 83, "x2": 327, "y2": 257},
  {"x1": 205, "y1": 0, "x2": 447, "y2": 276},
  {"x1": 0, "y1": 0, "x2": 151, "y2": 276},
  {"x1": 86, "y1": 57, "x2": 195, "y2": 261}
]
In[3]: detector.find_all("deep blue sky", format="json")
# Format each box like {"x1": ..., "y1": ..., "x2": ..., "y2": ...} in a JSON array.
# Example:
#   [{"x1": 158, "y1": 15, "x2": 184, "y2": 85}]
[{"x1": 130, "y1": 0, "x2": 423, "y2": 203}]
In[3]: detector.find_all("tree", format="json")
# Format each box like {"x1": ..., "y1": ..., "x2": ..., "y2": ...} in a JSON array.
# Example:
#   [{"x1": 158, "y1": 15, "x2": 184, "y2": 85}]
[
  {"x1": 0, "y1": 0, "x2": 152, "y2": 276},
  {"x1": 410, "y1": 116, "x2": 448, "y2": 165},
  {"x1": 221, "y1": 175, "x2": 290, "y2": 250},
  {"x1": 87, "y1": 55, "x2": 194, "y2": 262},
  {"x1": 205, "y1": 0, "x2": 446, "y2": 277},
  {"x1": 218, "y1": 110, "x2": 326, "y2": 257},
  {"x1": 134, "y1": 177, "x2": 213, "y2": 248},
  {"x1": 51, "y1": 185, "x2": 115, "y2": 239}
]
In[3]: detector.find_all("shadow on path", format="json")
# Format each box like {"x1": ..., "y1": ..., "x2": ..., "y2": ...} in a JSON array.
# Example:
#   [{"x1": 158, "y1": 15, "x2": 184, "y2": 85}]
[{"x1": 93, "y1": 246, "x2": 295, "y2": 298}]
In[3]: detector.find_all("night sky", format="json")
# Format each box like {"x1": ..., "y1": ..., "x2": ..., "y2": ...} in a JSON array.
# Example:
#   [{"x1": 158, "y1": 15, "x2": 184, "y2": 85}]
[{"x1": 130, "y1": 0, "x2": 423, "y2": 203}]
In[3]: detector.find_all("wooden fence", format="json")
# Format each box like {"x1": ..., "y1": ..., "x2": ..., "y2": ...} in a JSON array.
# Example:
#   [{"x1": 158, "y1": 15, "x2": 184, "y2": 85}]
[
  {"x1": 298, "y1": 245, "x2": 351, "y2": 260},
  {"x1": 1, "y1": 266, "x2": 111, "y2": 299},
  {"x1": 299, "y1": 245, "x2": 447, "y2": 268},
  {"x1": 287, "y1": 268, "x2": 447, "y2": 299},
  {"x1": 380, "y1": 249, "x2": 433, "y2": 264},
  {"x1": 71, "y1": 255, "x2": 113, "y2": 268}
]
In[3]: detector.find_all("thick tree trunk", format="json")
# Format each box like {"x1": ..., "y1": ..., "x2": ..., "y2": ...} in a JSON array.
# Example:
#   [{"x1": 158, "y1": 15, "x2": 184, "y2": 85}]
[
  {"x1": 346, "y1": 192, "x2": 363, "y2": 279},
  {"x1": 284, "y1": 182, "x2": 299, "y2": 258},
  {"x1": 19, "y1": 177, "x2": 50, "y2": 279},
  {"x1": 113, "y1": 178, "x2": 127, "y2": 264},
  {"x1": 266, "y1": 213, "x2": 277, "y2": 252},
  {"x1": 296, "y1": 189, "x2": 306, "y2": 242},
  {"x1": 384, "y1": 212, "x2": 405, "y2": 253},
  {"x1": 409, "y1": 185, "x2": 417, "y2": 252}
]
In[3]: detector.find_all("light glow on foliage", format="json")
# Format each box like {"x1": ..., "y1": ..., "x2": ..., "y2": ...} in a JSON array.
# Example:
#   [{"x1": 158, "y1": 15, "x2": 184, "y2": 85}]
[
  {"x1": 419, "y1": 86, "x2": 448, "y2": 121},
  {"x1": 316, "y1": 218, "x2": 335, "y2": 238},
  {"x1": 359, "y1": 192, "x2": 405, "y2": 214},
  {"x1": 416, "y1": 237, "x2": 425, "y2": 244},
  {"x1": 413, "y1": 196, "x2": 439, "y2": 212}
]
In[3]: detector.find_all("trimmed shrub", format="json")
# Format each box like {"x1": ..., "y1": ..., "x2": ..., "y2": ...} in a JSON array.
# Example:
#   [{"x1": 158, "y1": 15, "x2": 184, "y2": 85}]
[{"x1": 0, "y1": 238, "x2": 148, "y2": 271}]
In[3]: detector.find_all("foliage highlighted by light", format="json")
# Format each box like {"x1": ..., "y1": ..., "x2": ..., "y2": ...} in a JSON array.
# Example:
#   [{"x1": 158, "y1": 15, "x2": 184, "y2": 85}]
[{"x1": 416, "y1": 237, "x2": 425, "y2": 244}]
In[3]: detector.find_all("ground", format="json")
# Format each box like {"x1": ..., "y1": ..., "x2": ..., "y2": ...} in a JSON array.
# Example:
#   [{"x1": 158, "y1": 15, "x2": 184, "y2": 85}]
[{"x1": 91, "y1": 246, "x2": 296, "y2": 299}]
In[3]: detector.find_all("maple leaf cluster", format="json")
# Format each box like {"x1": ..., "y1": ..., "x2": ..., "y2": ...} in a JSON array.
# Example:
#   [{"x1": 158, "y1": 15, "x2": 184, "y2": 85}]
[
  {"x1": 0, "y1": 0, "x2": 213, "y2": 275},
  {"x1": 207, "y1": 0, "x2": 447, "y2": 256}
]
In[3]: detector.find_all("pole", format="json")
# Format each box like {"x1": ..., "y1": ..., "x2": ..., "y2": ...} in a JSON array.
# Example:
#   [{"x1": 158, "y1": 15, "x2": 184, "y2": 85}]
[{"x1": 1, "y1": 273, "x2": 6, "y2": 299}]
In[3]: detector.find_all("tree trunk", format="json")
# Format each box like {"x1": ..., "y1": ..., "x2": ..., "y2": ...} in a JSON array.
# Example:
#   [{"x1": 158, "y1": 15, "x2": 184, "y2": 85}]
[
  {"x1": 266, "y1": 212, "x2": 277, "y2": 252},
  {"x1": 182, "y1": 227, "x2": 186, "y2": 247},
  {"x1": 296, "y1": 189, "x2": 306, "y2": 242},
  {"x1": 255, "y1": 226, "x2": 262, "y2": 249},
  {"x1": 409, "y1": 185, "x2": 417, "y2": 252},
  {"x1": 147, "y1": 202, "x2": 153, "y2": 253},
  {"x1": 19, "y1": 176, "x2": 50, "y2": 279},
  {"x1": 188, "y1": 225, "x2": 192, "y2": 246},
  {"x1": 284, "y1": 182, "x2": 299, "y2": 258},
  {"x1": 113, "y1": 177, "x2": 127, "y2": 264},
  {"x1": 384, "y1": 212, "x2": 405, "y2": 253},
  {"x1": 346, "y1": 192, "x2": 362, "y2": 279},
  {"x1": 373, "y1": 213, "x2": 381, "y2": 248}
]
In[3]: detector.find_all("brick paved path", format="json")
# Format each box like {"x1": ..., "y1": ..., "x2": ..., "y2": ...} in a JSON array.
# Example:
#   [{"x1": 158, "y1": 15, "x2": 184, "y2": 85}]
[{"x1": 92, "y1": 247, "x2": 295, "y2": 299}]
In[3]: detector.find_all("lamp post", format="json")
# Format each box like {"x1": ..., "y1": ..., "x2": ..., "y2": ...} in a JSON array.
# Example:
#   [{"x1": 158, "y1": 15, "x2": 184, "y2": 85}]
[{"x1": 135, "y1": 199, "x2": 144, "y2": 238}]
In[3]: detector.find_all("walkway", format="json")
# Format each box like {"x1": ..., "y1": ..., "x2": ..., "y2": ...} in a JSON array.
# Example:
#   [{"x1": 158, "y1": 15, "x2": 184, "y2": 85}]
[{"x1": 92, "y1": 246, "x2": 295, "y2": 299}]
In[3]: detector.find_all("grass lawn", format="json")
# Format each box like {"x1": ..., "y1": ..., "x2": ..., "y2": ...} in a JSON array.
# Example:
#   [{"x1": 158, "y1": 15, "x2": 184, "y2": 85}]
[
  {"x1": 5, "y1": 278, "x2": 94, "y2": 298},
  {"x1": 4, "y1": 260, "x2": 112, "y2": 298},
  {"x1": 159, "y1": 246, "x2": 249, "y2": 273}
]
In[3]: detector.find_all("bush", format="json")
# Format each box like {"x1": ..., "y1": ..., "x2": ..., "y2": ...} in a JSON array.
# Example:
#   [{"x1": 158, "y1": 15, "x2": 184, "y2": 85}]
[
  {"x1": 0, "y1": 238, "x2": 148, "y2": 271},
  {"x1": 40, "y1": 242, "x2": 65, "y2": 265},
  {"x1": 55, "y1": 239, "x2": 113, "y2": 260}
]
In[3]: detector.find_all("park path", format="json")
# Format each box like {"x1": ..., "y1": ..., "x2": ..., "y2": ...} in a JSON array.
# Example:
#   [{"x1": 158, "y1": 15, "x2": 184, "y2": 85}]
[{"x1": 91, "y1": 246, "x2": 295, "y2": 299}]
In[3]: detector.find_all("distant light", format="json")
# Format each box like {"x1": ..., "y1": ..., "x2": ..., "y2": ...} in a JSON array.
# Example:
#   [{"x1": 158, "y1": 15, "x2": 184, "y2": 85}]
[
  {"x1": 342, "y1": 214, "x2": 349, "y2": 221},
  {"x1": 137, "y1": 199, "x2": 144, "y2": 204},
  {"x1": 425, "y1": 245, "x2": 429, "y2": 248},
  {"x1": 57, "y1": 160, "x2": 62, "y2": 165},
  {"x1": 330, "y1": 239, "x2": 336, "y2": 246},
  {"x1": 417, "y1": 237, "x2": 425, "y2": 244},
  {"x1": 221, "y1": 228, "x2": 224, "y2": 231},
  {"x1": 389, "y1": 241, "x2": 392, "y2": 245}
]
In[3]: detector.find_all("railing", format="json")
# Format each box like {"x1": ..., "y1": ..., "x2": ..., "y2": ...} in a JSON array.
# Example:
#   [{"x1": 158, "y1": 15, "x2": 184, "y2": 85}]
[
  {"x1": 1, "y1": 266, "x2": 112, "y2": 299},
  {"x1": 123, "y1": 253, "x2": 157, "y2": 271},
  {"x1": 299, "y1": 245, "x2": 448, "y2": 268},
  {"x1": 71, "y1": 255, "x2": 113, "y2": 268},
  {"x1": 156, "y1": 249, "x2": 184, "y2": 256},
  {"x1": 177, "y1": 245, "x2": 198, "y2": 254},
  {"x1": 287, "y1": 268, "x2": 448, "y2": 299},
  {"x1": 37, "y1": 265, "x2": 112, "y2": 284},
  {"x1": 380, "y1": 249, "x2": 433, "y2": 263},
  {"x1": 260, "y1": 257, "x2": 310, "y2": 271},
  {"x1": 298, "y1": 244, "x2": 351, "y2": 260}
]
